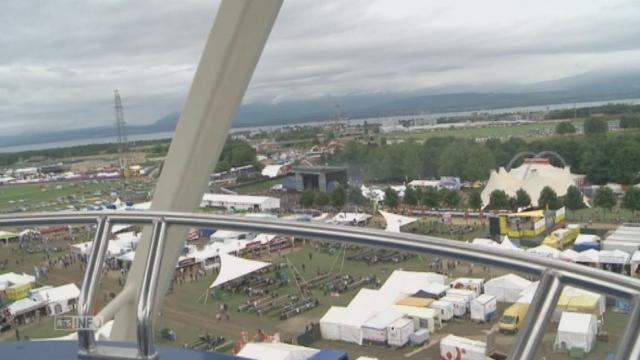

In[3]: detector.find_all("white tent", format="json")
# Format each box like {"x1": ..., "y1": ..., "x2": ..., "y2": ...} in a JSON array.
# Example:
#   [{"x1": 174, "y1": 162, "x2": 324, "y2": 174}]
[
  {"x1": 526, "y1": 244, "x2": 561, "y2": 259},
  {"x1": 117, "y1": 251, "x2": 136, "y2": 262},
  {"x1": 379, "y1": 210, "x2": 417, "y2": 233},
  {"x1": 481, "y1": 159, "x2": 577, "y2": 208},
  {"x1": 111, "y1": 224, "x2": 133, "y2": 234},
  {"x1": 575, "y1": 234, "x2": 601, "y2": 245},
  {"x1": 319, "y1": 306, "x2": 371, "y2": 345},
  {"x1": 0, "y1": 272, "x2": 36, "y2": 291},
  {"x1": 113, "y1": 231, "x2": 140, "y2": 250},
  {"x1": 471, "y1": 238, "x2": 498, "y2": 247},
  {"x1": 575, "y1": 249, "x2": 600, "y2": 263},
  {"x1": 261, "y1": 164, "x2": 284, "y2": 179},
  {"x1": 484, "y1": 274, "x2": 532, "y2": 303},
  {"x1": 560, "y1": 249, "x2": 579, "y2": 262},
  {"x1": 237, "y1": 342, "x2": 319, "y2": 360},
  {"x1": 500, "y1": 236, "x2": 522, "y2": 251},
  {"x1": 30, "y1": 283, "x2": 80, "y2": 315},
  {"x1": 348, "y1": 288, "x2": 394, "y2": 312},
  {"x1": 379, "y1": 270, "x2": 447, "y2": 299},
  {"x1": 554, "y1": 312, "x2": 597, "y2": 353},
  {"x1": 598, "y1": 250, "x2": 630, "y2": 265},
  {"x1": 331, "y1": 212, "x2": 372, "y2": 225},
  {"x1": 209, "y1": 253, "x2": 270, "y2": 288}
]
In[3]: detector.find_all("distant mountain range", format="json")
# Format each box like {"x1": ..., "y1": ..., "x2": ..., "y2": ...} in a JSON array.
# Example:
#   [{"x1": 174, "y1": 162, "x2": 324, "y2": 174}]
[{"x1": 2, "y1": 69, "x2": 640, "y2": 149}]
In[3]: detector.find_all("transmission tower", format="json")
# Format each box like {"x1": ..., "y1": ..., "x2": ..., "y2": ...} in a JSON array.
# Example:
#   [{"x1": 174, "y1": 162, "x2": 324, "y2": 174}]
[
  {"x1": 114, "y1": 89, "x2": 128, "y2": 171},
  {"x1": 334, "y1": 103, "x2": 342, "y2": 131}
]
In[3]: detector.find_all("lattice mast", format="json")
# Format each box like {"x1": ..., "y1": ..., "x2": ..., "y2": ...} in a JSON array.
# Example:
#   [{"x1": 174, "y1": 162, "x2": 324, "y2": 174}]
[{"x1": 114, "y1": 89, "x2": 128, "y2": 171}]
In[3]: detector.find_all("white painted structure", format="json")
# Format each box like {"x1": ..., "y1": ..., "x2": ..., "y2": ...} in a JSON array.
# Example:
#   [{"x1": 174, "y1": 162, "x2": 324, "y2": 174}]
[
  {"x1": 200, "y1": 193, "x2": 280, "y2": 211},
  {"x1": 30, "y1": 283, "x2": 80, "y2": 315}
]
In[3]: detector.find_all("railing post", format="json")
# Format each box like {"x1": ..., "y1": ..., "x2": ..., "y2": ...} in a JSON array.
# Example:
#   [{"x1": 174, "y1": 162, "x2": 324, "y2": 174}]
[
  {"x1": 77, "y1": 217, "x2": 111, "y2": 355},
  {"x1": 136, "y1": 219, "x2": 168, "y2": 359},
  {"x1": 509, "y1": 270, "x2": 563, "y2": 360},
  {"x1": 615, "y1": 294, "x2": 640, "y2": 360}
]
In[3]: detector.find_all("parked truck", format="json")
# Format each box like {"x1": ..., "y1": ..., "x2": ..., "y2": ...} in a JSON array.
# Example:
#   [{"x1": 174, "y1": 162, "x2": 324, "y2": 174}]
[{"x1": 498, "y1": 303, "x2": 529, "y2": 333}]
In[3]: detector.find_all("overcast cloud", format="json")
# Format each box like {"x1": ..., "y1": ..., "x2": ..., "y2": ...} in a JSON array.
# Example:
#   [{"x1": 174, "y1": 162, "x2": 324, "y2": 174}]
[{"x1": 1, "y1": 0, "x2": 639, "y2": 135}]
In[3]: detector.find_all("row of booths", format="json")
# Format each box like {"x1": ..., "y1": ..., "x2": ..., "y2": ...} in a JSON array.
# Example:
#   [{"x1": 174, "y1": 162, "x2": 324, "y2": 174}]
[{"x1": 319, "y1": 271, "x2": 504, "y2": 348}]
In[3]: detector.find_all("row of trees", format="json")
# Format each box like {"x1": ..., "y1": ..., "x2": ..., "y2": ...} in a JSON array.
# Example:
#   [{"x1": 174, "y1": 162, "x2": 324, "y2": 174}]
[
  {"x1": 299, "y1": 183, "x2": 640, "y2": 218},
  {"x1": 298, "y1": 186, "x2": 366, "y2": 209},
  {"x1": 554, "y1": 118, "x2": 608, "y2": 135},
  {"x1": 486, "y1": 186, "x2": 582, "y2": 212},
  {"x1": 486, "y1": 185, "x2": 640, "y2": 216},
  {"x1": 214, "y1": 139, "x2": 259, "y2": 172},
  {"x1": 328, "y1": 131, "x2": 640, "y2": 185}
]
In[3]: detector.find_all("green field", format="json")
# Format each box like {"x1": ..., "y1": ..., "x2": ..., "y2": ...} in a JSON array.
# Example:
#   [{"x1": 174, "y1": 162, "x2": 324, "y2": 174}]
[
  {"x1": 386, "y1": 119, "x2": 624, "y2": 142},
  {"x1": 0, "y1": 179, "x2": 151, "y2": 213}
]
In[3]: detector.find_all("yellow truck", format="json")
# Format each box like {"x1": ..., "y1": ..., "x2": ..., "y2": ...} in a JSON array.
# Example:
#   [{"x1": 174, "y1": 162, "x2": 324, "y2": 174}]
[
  {"x1": 498, "y1": 303, "x2": 529, "y2": 334},
  {"x1": 542, "y1": 224, "x2": 580, "y2": 250}
]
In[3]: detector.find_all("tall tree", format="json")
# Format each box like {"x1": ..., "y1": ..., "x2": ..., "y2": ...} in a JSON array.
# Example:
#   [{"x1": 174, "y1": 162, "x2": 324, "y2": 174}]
[
  {"x1": 564, "y1": 185, "x2": 585, "y2": 219},
  {"x1": 622, "y1": 187, "x2": 640, "y2": 216},
  {"x1": 347, "y1": 186, "x2": 366, "y2": 206},
  {"x1": 515, "y1": 188, "x2": 532, "y2": 208},
  {"x1": 619, "y1": 114, "x2": 640, "y2": 129},
  {"x1": 384, "y1": 187, "x2": 399, "y2": 208},
  {"x1": 299, "y1": 190, "x2": 315, "y2": 208},
  {"x1": 315, "y1": 192, "x2": 330, "y2": 207},
  {"x1": 468, "y1": 190, "x2": 483, "y2": 210},
  {"x1": 488, "y1": 190, "x2": 510, "y2": 210},
  {"x1": 403, "y1": 186, "x2": 418, "y2": 206},
  {"x1": 593, "y1": 186, "x2": 616, "y2": 214},
  {"x1": 538, "y1": 186, "x2": 561, "y2": 210},
  {"x1": 441, "y1": 189, "x2": 461, "y2": 208},
  {"x1": 421, "y1": 187, "x2": 440, "y2": 208},
  {"x1": 330, "y1": 186, "x2": 346, "y2": 209},
  {"x1": 583, "y1": 118, "x2": 608, "y2": 134},
  {"x1": 555, "y1": 121, "x2": 576, "y2": 135}
]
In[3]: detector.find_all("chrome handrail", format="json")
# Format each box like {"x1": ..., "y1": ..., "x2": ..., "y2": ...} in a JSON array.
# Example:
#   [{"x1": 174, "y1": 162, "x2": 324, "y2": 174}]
[{"x1": 0, "y1": 210, "x2": 638, "y2": 360}]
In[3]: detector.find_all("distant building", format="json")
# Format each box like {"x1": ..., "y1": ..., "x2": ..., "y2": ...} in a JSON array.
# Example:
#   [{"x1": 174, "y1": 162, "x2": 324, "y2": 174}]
[
  {"x1": 293, "y1": 166, "x2": 347, "y2": 193},
  {"x1": 439, "y1": 177, "x2": 462, "y2": 190},
  {"x1": 408, "y1": 177, "x2": 461, "y2": 190},
  {"x1": 200, "y1": 193, "x2": 280, "y2": 211}
]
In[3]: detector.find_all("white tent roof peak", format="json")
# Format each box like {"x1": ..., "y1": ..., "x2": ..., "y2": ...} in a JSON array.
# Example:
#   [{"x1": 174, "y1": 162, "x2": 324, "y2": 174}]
[
  {"x1": 379, "y1": 210, "x2": 417, "y2": 233},
  {"x1": 209, "y1": 253, "x2": 270, "y2": 288}
]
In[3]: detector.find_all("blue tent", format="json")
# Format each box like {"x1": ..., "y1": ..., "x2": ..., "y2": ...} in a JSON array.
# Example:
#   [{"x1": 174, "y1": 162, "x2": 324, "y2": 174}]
[
  {"x1": 308, "y1": 349, "x2": 348, "y2": 360},
  {"x1": 573, "y1": 241, "x2": 600, "y2": 252}
]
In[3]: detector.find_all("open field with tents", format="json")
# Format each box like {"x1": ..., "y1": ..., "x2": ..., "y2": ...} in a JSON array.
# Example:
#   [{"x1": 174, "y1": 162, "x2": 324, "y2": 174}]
[{"x1": 0, "y1": 236, "x2": 630, "y2": 360}]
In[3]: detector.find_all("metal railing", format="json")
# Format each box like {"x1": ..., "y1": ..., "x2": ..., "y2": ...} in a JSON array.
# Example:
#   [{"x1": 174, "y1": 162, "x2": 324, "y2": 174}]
[{"x1": 1, "y1": 210, "x2": 639, "y2": 360}]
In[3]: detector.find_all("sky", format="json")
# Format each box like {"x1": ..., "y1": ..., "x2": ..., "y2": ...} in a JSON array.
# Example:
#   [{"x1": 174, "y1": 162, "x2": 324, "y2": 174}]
[{"x1": 1, "y1": 0, "x2": 640, "y2": 135}]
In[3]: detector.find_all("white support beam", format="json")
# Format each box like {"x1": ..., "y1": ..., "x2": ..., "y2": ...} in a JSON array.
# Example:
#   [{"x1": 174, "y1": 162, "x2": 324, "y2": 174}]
[{"x1": 110, "y1": 0, "x2": 283, "y2": 340}]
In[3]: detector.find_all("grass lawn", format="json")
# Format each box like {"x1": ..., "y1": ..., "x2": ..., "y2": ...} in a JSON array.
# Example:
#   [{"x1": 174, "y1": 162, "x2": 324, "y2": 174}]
[
  {"x1": 571, "y1": 206, "x2": 639, "y2": 225},
  {"x1": 386, "y1": 119, "x2": 625, "y2": 142},
  {"x1": 0, "y1": 179, "x2": 151, "y2": 213}
]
